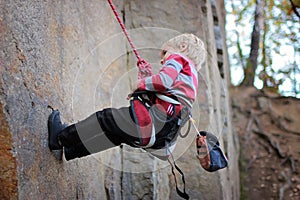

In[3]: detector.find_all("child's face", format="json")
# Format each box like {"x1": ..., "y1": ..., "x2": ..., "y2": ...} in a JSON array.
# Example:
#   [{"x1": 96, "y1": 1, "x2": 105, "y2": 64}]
[{"x1": 160, "y1": 45, "x2": 174, "y2": 65}]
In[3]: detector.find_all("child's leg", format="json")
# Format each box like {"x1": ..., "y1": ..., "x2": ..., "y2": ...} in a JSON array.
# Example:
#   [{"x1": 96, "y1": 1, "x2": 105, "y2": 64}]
[
  {"x1": 58, "y1": 113, "x2": 115, "y2": 148},
  {"x1": 57, "y1": 107, "x2": 139, "y2": 160},
  {"x1": 64, "y1": 143, "x2": 90, "y2": 161},
  {"x1": 64, "y1": 132, "x2": 121, "y2": 160},
  {"x1": 95, "y1": 108, "x2": 139, "y2": 146}
]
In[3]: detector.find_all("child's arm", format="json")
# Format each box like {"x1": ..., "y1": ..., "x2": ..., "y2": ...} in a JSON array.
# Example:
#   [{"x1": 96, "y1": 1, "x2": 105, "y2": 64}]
[{"x1": 138, "y1": 54, "x2": 186, "y2": 92}]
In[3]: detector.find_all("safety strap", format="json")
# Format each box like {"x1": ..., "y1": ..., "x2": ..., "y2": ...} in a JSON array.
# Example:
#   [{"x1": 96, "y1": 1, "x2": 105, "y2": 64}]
[
  {"x1": 107, "y1": 0, "x2": 152, "y2": 79},
  {"x1": 156, "y1": 94, "x2": 181, "y2": 105},
  {"x1": 167, "y1": 144, "x2": 190, "y2": 200}
]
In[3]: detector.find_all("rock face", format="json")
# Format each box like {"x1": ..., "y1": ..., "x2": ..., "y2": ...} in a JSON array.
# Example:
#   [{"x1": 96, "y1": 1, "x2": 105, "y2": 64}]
[{"x1": 0, "y1": 0, "x2": 239, "y2": 199}]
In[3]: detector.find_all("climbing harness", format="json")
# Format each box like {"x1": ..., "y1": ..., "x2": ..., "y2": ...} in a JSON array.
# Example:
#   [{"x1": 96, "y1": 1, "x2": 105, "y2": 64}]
[
  {"x1": 107, "y1": 0, "x2": 152, "y2": 79},
  {"x1": 129, "y1": 90, "x2": 192, "y2": 199},
  {"x1": 130, "y1": 91, "x2": 156, "y2": 147}
]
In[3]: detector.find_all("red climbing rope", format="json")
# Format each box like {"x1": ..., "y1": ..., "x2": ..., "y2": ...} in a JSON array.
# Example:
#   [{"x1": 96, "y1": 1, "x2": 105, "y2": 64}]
[{"x1": 107, "y1": 0, "x2": 152, "y2": 79}]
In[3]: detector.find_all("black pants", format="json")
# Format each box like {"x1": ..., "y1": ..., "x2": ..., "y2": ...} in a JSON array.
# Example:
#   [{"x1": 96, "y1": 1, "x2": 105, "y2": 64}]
[
  {"x1": 57, "y1": 107, "x2": 137, "y2": 160},
  {"x1": 58, "y1": 106, "x2": 180, "y2": 160}
]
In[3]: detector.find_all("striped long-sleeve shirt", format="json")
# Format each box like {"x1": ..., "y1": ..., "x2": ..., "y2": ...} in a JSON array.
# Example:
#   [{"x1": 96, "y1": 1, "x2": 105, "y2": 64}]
[{"x1": 138, "y1": 53, "x2": 198, "y2": 108}]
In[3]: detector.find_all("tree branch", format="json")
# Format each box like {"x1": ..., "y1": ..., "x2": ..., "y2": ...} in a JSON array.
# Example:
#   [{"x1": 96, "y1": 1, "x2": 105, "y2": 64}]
[
  {"x1": 289, "y1": 0, "x2": 300, "y2": 19},
  {"x1": 252, "y1": 128, "x2": 286, "y2": 158}
]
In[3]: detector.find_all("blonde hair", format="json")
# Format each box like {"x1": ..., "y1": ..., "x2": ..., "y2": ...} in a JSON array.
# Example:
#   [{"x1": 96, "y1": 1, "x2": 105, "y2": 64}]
[{"x1": 163, "y1": 33, "x2": 206, "y2": 71}]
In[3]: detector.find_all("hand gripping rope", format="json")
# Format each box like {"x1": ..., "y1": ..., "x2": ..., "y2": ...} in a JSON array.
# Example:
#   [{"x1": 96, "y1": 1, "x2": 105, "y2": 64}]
[{"x1": 107, "y1": 0, "x2": 152, "y2": 79}]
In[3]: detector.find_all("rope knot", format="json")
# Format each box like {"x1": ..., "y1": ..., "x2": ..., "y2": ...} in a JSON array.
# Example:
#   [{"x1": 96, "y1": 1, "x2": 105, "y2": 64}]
[{"x1": 137, "y1": 59, "x2": 152, "y2": 79}]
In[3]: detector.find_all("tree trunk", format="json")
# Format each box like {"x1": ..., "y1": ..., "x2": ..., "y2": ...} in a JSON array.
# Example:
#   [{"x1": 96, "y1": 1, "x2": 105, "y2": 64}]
[{"x1": 241, "y1": 0, "x2": 265, "y2": 86}]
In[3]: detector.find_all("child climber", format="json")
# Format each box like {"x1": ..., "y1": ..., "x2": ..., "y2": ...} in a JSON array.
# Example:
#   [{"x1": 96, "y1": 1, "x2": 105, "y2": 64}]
[{"x1": 48, "y1": 33, "x2": 206, "y2": 161}]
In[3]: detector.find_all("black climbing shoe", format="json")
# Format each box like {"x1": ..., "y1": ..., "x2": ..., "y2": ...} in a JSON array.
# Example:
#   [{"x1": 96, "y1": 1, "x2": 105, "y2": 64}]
[{"x1": 48, "y1": 110, "x2": 64, "y2": 150}]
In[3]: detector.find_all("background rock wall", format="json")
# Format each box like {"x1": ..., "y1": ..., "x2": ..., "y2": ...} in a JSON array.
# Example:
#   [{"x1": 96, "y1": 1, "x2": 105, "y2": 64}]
[{"x1": 0, "y1": 0, "x2": 239, "y2": 199}]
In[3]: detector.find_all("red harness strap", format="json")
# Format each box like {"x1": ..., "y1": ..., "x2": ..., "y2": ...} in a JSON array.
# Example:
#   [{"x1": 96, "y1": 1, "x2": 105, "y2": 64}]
[{"x1": 107, "y1": 0, "x2": 152, "y2": 79}]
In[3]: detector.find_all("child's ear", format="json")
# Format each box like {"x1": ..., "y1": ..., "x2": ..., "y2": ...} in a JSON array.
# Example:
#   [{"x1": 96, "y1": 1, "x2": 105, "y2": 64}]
[{"x1": 179, "y1": 42, "x2": 188, "y2": 52}]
